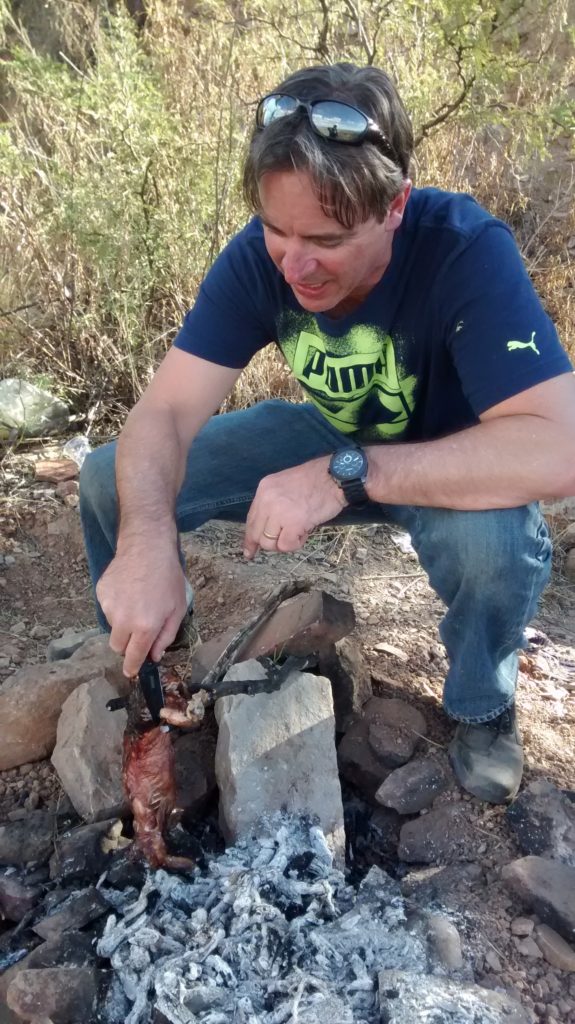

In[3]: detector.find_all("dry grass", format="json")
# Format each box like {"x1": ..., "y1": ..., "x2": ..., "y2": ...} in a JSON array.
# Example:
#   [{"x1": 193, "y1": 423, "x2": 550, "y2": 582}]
[{"x1": 0, "y1": 0, "x2": 573, "y2": 435}]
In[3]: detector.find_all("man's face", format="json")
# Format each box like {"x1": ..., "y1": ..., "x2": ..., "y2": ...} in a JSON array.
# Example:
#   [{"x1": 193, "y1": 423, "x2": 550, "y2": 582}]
[{"x1": 258, "y1": 170, "x2": 410, "y2": 317}]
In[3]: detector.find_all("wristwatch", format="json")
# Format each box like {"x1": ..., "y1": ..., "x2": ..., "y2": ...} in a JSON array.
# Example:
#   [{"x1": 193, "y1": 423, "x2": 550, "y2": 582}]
[{"x1": 328, "y1": 447, "x2": 369, "y2": 506}]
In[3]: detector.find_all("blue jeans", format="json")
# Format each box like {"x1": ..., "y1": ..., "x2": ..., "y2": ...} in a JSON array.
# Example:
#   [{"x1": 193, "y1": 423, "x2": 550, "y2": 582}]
[{"x1": 79, "y1": 400, "x2": 552, "y2": 723}]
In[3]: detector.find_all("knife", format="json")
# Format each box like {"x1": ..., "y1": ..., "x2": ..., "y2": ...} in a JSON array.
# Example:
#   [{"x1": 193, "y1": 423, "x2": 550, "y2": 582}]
[{"x1": 106, "y1": 656, "x2": 166, "y2": 726}]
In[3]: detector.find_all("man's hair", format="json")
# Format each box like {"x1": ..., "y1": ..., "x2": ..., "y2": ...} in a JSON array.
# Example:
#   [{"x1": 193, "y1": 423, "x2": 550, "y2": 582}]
[{"x1": 243, "y1": 63, "x2": 414, "y2": 229}]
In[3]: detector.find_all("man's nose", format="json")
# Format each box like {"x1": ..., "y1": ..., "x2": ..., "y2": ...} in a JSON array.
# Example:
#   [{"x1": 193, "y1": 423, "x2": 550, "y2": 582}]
[{"x1": 281, "y1": 246, "x2": 318, "y2": 284}]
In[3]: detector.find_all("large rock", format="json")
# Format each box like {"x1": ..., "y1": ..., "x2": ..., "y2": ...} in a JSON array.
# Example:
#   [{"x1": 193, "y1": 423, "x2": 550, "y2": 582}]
[
  {"x1": 337, "y1": 697, "x2": 427, "y2": 801},
  {"x1": 337, "y1": 717, "x2": 390, "y2": 798},
  {"x1": 51, "y1": 679, "x2": 127, "y2": 820},
  {"x1": 506, "y1": 779, "x2": 575, "y2": 866},
  {"x1": 215, "y1": 661, "x2": 345, "y2": 860},
  {"x1": 7, "y1": 966, "x2": 99, "y2": 1022},
  {"x1": 0, "y1": 378, "x2": 68, "y2": 439},
  {"x1": 375, "y1": 755, "x2": 451, "y2": 814},
  {"x1": 501, "y1": 856, "x2": 575, "y2": 943},
  {"x1": 241, "y1": 590, "x2": 355, "y2": 659},
  {"x1": 191, "y1": 590, "x2": 355, "y2": 686},
  {"x1": 365, "y1": 697, "x2": 427, "y2": 769},
  {"x1": 398, "y1": 804, "x2": 474, "y2": 864},
  {"x1": 318, "y1": 637, "x2": 372, "y2": 731},
  {"x1": 0, "y1": 637, "x2": 127, "y2": 770},
  {"x1": 0, "y1": 811, "x2": 56, "y2": 867},
  {"x1": 534, "y1": 923, "x2": 575, "y2": 971},
  {"x1": 0, "y1": 932, "x2": 95, "y2": 1024},
  {"x1": 378, "y1": 969, "x2": 529, "y2": 1023}
]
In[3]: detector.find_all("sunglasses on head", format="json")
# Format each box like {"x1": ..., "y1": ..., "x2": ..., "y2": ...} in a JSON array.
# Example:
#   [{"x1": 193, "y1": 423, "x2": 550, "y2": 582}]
[{"x1": 256, "y1": 92, "x2": 402, "y2": 170}]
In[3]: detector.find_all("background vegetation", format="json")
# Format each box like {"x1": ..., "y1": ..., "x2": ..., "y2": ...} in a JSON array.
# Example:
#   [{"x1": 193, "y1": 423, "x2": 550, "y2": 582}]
[{"x1": 0, "y1": 0, "x2": 573, "y2": 434}]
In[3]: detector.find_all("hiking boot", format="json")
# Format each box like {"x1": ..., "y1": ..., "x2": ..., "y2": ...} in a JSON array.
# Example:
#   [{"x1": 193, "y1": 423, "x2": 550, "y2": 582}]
[{"x1": 448, "y1": 704, "x2": 523, "y2": 804}]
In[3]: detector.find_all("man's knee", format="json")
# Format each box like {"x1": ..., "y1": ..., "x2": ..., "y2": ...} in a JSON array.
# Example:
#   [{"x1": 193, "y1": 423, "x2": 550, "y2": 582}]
[
  {"x1": 414, "y1": 504, "x2": 552, "y2": 590},
  {"x1": 79, "y1": 443, "x2": 118, "y2": 518}
]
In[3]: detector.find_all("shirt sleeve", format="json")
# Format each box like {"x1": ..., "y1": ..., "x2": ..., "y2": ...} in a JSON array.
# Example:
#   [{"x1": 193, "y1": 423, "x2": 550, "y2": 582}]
[
  {"x1": 173, "y1": 226, "x2": 275, "y2": 368},
  {"x1": 435, "y1": 222, "x2": 572, "y2": 415}
]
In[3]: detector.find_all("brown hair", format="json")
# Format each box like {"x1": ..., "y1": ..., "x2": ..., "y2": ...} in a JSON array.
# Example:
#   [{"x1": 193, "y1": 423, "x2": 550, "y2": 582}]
[{"x1": 243, "y1": 63, "x2": 414, "y2": 229}]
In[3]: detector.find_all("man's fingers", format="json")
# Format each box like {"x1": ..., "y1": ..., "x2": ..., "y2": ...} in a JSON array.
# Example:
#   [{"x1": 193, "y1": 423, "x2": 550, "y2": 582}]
[
  {"x1": 122, "y1": 629, "x2": 156, "y2": 678},
  {"x1": 150, "y1": 611, "x2": 181, "y2": 663},
  {"x1": 108, "y1": 622, "x2": 130, "y2": 657}
]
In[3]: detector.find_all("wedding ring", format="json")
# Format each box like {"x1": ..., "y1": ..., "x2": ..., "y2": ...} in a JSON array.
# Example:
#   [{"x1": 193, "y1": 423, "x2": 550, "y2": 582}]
[{"x1": 263, "y1": 530, "x2": 280, "y2": 540}]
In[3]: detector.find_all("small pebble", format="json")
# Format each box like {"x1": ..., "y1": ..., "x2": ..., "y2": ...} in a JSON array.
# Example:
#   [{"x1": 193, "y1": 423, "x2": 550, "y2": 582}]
[{"x1": 511, "y1": 917, "x2": 535, "y2": 937}]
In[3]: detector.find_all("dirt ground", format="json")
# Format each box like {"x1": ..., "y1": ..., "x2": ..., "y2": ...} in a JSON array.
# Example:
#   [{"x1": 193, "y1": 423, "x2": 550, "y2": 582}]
[{"x1": 1, "y1": 446, "x2": 575, "y2": 1022}]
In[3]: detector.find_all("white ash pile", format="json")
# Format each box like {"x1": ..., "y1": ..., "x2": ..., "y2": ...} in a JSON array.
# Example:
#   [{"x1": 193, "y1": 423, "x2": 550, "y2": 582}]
[
  {"x1": 97, "y1": 814, "x2": 529, "y2": 1024},
  {"x1": 98, "y1": 814, "x2": 427, "y2": 1024}
]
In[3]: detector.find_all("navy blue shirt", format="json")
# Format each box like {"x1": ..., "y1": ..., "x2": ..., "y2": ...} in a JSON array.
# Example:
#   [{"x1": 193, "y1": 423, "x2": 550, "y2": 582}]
[{"x1": 174, "y1": 188, "x2": 571, "y2": 443}]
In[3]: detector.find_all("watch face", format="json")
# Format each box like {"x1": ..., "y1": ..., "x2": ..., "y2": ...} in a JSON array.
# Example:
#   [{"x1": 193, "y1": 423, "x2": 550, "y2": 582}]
[{"x1": 331, "y1": 448, "x2": 367, "y2": 480}]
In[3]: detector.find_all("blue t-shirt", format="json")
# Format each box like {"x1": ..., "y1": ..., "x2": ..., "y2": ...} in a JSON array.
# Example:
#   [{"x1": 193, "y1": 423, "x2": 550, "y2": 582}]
[{"x1": 174, "y1": 187, "x2": 571, "y2": 443}]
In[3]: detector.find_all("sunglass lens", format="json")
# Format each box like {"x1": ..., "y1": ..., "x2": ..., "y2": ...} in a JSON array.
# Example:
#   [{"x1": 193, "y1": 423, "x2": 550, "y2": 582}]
[
  {"x1": 257, "y1": 94, "x2": 298, "y2": 127},
  {"x1": 311, "y1": 101, "x2": 368, "y2": 142}
]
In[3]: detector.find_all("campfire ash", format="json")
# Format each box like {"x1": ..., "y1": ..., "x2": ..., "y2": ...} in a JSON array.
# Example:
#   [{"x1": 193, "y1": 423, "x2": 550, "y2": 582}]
[{"x1": 97, "y1": 814, "x2": 427, "y2": 1024}]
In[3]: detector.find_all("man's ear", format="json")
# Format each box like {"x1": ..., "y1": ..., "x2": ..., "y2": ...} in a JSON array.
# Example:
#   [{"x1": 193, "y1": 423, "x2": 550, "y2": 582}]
[{"x1": 386, "y1": 181, "x2": 412, "y2": 231}]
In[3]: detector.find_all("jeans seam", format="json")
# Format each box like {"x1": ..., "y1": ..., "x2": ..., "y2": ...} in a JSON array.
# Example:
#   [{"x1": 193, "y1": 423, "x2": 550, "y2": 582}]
[
  {"x1": 444, "y1": 695, "x2": 514, "y2": 724},
  {"x1": 178, "y1": 491, "x2": 255, "y2": 518}
]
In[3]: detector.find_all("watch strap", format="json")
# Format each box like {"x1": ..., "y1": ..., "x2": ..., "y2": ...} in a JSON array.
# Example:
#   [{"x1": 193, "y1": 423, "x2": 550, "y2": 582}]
[{"x1": 341, "y1": 477, "x2": 369, "y2": 506}]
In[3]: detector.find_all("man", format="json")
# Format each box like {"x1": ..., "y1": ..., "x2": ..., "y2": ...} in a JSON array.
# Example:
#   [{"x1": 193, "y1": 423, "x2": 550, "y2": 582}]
[{"x1": 80, "y1": 62, "x2": 575, "y2": 805}]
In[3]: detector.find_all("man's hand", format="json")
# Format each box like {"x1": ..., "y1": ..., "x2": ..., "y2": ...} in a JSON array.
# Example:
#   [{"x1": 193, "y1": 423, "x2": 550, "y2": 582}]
[
  {"x1": 96, "y1": 542, "x2": 188, "y2": 677},
  {"x1": 243, "y1": 456, "x2": 347, "y2": 558}
]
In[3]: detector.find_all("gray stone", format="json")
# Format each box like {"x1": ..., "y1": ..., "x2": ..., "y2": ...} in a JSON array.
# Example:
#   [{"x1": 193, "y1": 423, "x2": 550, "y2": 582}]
[
  {"x1": 0, "y1": 872, "x2": 43, "y2": 921},
  {"x1": 318, "y1": 637, "x2": 372, "y2": 731},
  {"x1": 506, "y1": 779, "x2": 575, "y2": 866},
  {"x1": 337, "y1": 717, "x2": 390, "y2": 798},
  {"x1": 0, "y1": 932, "x2": 95, "y2": 1023},
  {"x1": 51, "y1": 679, "x2": 127, "y2": 821},
  {"x1": 47, "y1": 627, "x2": 101, "y2": 662},
  {"x1": 378, "y1": 969, "x2": 529, "y2": 1023},
  {"x1": 7, "y1": 966, "x2": 98, "y2": 1022},
  {"x1": 215, "y1": 662, "x2": 345, "y2": 860},
  {"x1": 0, "y1": 378, "x2": 69, "y2": 439},
  {"x1": 0, "y1": 811, "x2": 56, "y2": 866},
  {"x1": 425, "y1": 912, "x2": 464, "y2": 970},
  {"x1": 0, "y1": 638, "x2": 127, "y2": 771},
  {"x1": 375, "y1": 755, "x2": 451, "y2": 814},
  {"x1": 364, "y1": 697, "x2": 427, "y2": 768},
  {"x1": 534, "y1": 923, "x2": 575, "y2": 972},
  {"x1": 510, "y1": 916, "x2": 535, "y2": 937},
  {"x1": 33, "y1": 886, "x2": 108, "y2": 940},
  {"x1": 501, "y1": 856, "x2": 575, "y2": 943},
  {"x1": 398, "y1": 804, "x2": 474, "y2": 864}
]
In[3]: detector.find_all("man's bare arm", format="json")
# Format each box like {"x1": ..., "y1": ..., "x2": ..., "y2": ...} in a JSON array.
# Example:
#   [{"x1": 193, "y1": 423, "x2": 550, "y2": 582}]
[
  {"x1": 364, "y1": 373, "x2": 575, "y2": 509},
  {"x1": 244, "y1": 374, "x2": 575, "y2": 556},
  {"x1": 96, "y1": 349, "x2": 240, "y2": 676}
]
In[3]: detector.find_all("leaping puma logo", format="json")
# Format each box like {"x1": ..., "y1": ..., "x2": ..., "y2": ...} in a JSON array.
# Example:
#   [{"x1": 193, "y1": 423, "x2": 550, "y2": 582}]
[{"x1": 507, "y1": 332, "x2": 540, "y2": 356}]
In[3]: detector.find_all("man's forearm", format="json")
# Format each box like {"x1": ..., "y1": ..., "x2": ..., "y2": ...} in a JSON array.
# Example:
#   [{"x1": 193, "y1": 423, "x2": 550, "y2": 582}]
[
  {"x1": 364, "y1": 415, "x2": 575, "y2": 510},
  {"x1": 115, "y1": 403, "x2": 185, "y2": 548}
]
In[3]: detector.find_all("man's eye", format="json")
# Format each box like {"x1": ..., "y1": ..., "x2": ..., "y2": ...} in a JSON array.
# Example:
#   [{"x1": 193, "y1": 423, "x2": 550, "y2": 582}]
[{"x1": 317, "y1": 238, "x2": 342, "y2": 248}]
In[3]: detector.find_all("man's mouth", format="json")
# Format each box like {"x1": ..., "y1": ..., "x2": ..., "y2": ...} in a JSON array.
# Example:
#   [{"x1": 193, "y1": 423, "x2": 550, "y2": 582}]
[{"x1": 293, "y1": 281, "x2": 328, "y2": 298}]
